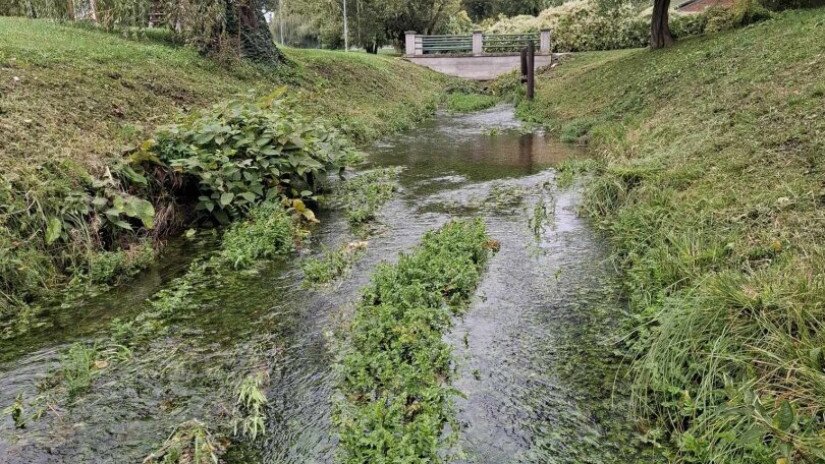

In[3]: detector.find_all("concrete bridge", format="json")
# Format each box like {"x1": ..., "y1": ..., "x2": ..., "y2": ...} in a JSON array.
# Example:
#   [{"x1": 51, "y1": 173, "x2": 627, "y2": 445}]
[{"x1": 404, "y1": 30, "x2": 554, "y2": 81}]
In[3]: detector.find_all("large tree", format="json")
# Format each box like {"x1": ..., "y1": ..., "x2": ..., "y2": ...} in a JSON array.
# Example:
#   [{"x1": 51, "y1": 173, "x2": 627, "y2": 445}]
[
  {"x1": 223, "y1": 0, "x2": 283, "y2": 63},
  {"x1": 650, "y1": 0, "x2": 673, "y2": 48}
]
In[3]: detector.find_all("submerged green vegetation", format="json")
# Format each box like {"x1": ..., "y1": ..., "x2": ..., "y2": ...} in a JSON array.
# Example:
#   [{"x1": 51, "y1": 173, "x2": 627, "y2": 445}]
[
  {"x1": 335, "y1": 219, "x2": 496, "y2": 462},
  {"x1": 333, "y1": 167, "x2": 404, "y2": 228},
  {"x1": 0, "y1": 17, "x2": 451, "y2": 330},
  {"x1": 302, "y1": 241, "x2": 368, "y2": 285},
  {"x1": 444, "y1": 92, "x2": 499, "y2": 113},
  {"x1": 516, "y1": 8, "x2": 825, "y2": 463}
]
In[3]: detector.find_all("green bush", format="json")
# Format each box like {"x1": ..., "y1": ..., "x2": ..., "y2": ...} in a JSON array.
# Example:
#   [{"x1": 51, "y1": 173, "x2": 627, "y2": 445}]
[
  {"x1": 485, "y1": 0, "x2": 767, "y2": 52},
  {"x1": 153, "y1": 90, "x2": 362, "y2": 224}
]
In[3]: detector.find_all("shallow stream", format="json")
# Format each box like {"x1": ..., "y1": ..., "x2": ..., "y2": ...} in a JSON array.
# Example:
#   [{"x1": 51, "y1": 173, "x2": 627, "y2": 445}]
[{"x1": 0, "y1": 106, "x2": 632, "y2": 463}]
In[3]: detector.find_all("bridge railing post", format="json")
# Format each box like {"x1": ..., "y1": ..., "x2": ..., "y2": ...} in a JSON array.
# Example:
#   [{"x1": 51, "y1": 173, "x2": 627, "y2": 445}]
[
  {"x1": 472, "y1": 30, "x2": 483, "y2": 56},
  {"x1": 405, "y1": 31, "x2": 418, "y2": 56},
  {"x1": 540, "y1": 29, "x2": 552, "y2": 55}
]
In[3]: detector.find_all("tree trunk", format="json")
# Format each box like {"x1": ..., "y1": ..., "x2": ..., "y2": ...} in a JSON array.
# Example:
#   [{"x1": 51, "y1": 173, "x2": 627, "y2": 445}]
[
  {"x1": 650, "y1": 0, "x2": 673, "y2": 49},
  {"x1": 88, "y1": 0, "x2": 98, "y2": 22},
  {"x1": 225, "y1": 0, "x2": 283, "y2": 64}
]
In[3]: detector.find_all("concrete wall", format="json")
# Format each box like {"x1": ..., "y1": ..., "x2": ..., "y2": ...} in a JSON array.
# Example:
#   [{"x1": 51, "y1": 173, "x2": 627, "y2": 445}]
[{"x1": 406, "y1": 55, "x2": 554, "y2": 81}]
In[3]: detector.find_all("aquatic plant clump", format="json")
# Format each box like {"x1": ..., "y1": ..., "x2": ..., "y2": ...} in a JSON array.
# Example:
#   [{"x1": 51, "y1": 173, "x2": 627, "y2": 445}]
[
  {"x1": 335, "y1": 219, "x2": 496, "y2": 463},
  {"x1": 302, "y1": 241, "x2": 368, "y2": 286},
  {"x1": 444, "y1": 92, "x2": 499, "y2": 113},
  {"x1": 334, "y1": 167, "x2": 404, "y2": 227},
  {"x1": 143, "y1": 419, "x2": 222, "y2": 464},
  {"x1": 218, "y1": 202, "x2": 297, "y2": 270}
]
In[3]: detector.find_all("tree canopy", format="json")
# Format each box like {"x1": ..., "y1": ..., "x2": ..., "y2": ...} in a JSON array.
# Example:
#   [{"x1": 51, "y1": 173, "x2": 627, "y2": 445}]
[
  {"x1": 281, "y1": 0, "x2": 462, "y2": 51},
  {"x1": 461, "y1": 0, "x2": 554, "y2": 22}
]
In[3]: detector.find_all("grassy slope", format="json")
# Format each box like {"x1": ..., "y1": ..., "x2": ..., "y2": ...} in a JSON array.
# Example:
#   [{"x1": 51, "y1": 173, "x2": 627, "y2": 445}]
[
  {"x1": 520, "y1": 9, "x2": 825, "y2": 463},
  {"x1": 0, "y1": 18, "x2": 448, "y2": 176},
  {"x1": 0, "y1": 18, "x2": 449, "y2": 314}
]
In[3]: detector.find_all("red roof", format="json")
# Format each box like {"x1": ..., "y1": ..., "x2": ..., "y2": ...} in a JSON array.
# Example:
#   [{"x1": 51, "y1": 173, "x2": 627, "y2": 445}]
[{"x1": 677, "y1": 0, "x2": 735, "y2": 13}]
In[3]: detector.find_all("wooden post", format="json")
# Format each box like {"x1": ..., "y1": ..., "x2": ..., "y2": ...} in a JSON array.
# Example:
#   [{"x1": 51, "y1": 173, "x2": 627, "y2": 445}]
[
  {"x1": 520, "y1": 47, "x2": 528, "y2": 83},
  {"x1": 527, "y1": 40, "x2": 535, "y2": 100}
]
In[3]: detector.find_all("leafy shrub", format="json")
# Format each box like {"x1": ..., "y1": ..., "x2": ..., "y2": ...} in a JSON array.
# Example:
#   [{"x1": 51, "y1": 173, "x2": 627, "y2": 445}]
[
  {"x1": 485, "y1": 0, "x2": 765, "y2": 52},
  {"x1": 153, "y1": 90, "x2": 362, "y2": 224},
  {"x1": 336, "y1": 219, "x2": 496, "y2": 463}
]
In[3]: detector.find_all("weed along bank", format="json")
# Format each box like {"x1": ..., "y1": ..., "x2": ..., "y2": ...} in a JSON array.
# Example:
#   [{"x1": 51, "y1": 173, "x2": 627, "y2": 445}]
[{"x1": 2, "y1": 3, "x2": 825, "y2": 464}]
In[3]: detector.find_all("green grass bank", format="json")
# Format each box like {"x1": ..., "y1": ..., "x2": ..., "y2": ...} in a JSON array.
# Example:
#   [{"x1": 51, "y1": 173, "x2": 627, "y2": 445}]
[
  {"x1": 0, "y1": 18, "x2": 450, "y2": 321},
  {"x1": 516, "y1": 8, "x2": 825, "y2": 463}
]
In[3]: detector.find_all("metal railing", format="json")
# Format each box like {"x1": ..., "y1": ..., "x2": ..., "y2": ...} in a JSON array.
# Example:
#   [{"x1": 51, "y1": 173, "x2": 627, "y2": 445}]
[
  {"x1": 483, "y1": 33, "x2": 540, "y2": 54},
  {"x1": 406, "y1": 30, "x2": 551, "y2": 57},
  {"x1": 421, "y1": 35, "x2": 473, "y2": 54}
]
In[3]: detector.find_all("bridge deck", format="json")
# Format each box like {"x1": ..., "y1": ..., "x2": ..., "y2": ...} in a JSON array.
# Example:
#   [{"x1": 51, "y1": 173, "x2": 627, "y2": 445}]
[{"x1": 405, "y1": 54, "x2": 554, "y2": 81}]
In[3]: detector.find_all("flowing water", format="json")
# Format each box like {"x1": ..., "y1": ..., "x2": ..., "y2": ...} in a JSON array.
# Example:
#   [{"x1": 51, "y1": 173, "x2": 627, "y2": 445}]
[{"x1": 0, "y1": 106, "x2": 632, "y2": 464}]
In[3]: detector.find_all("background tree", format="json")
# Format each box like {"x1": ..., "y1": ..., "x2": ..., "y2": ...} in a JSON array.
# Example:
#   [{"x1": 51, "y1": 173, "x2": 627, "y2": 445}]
[
  {"x1": 284, "y1": 0, "x2": 459, "y2": 51},
  {"x1": 223, "y1": 0, "x2": 283, "y2": 62},
  {"x1": 1, "y1": 0, "x2": 283, "y2": 64},
  {"x1": 650, "y1": 0, "x2": 673, "y2": 48},
  {"x1": 461, "y1": 0, "x2": 549, "y2": 22}
]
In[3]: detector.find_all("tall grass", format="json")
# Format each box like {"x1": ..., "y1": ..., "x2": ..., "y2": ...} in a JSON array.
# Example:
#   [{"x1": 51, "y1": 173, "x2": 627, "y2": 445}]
[{"x1": 517, "y1": 8, "x2": 825, "y2": 463}]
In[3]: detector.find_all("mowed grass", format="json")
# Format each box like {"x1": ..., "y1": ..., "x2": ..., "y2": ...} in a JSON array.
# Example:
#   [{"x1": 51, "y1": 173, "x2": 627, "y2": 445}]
[
  {"x1": 0, "y1": 18, "x2": 449, "y2": 178},
  {"x1": 518, "y1": 9, "x2": 825, "y2": 463}
]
